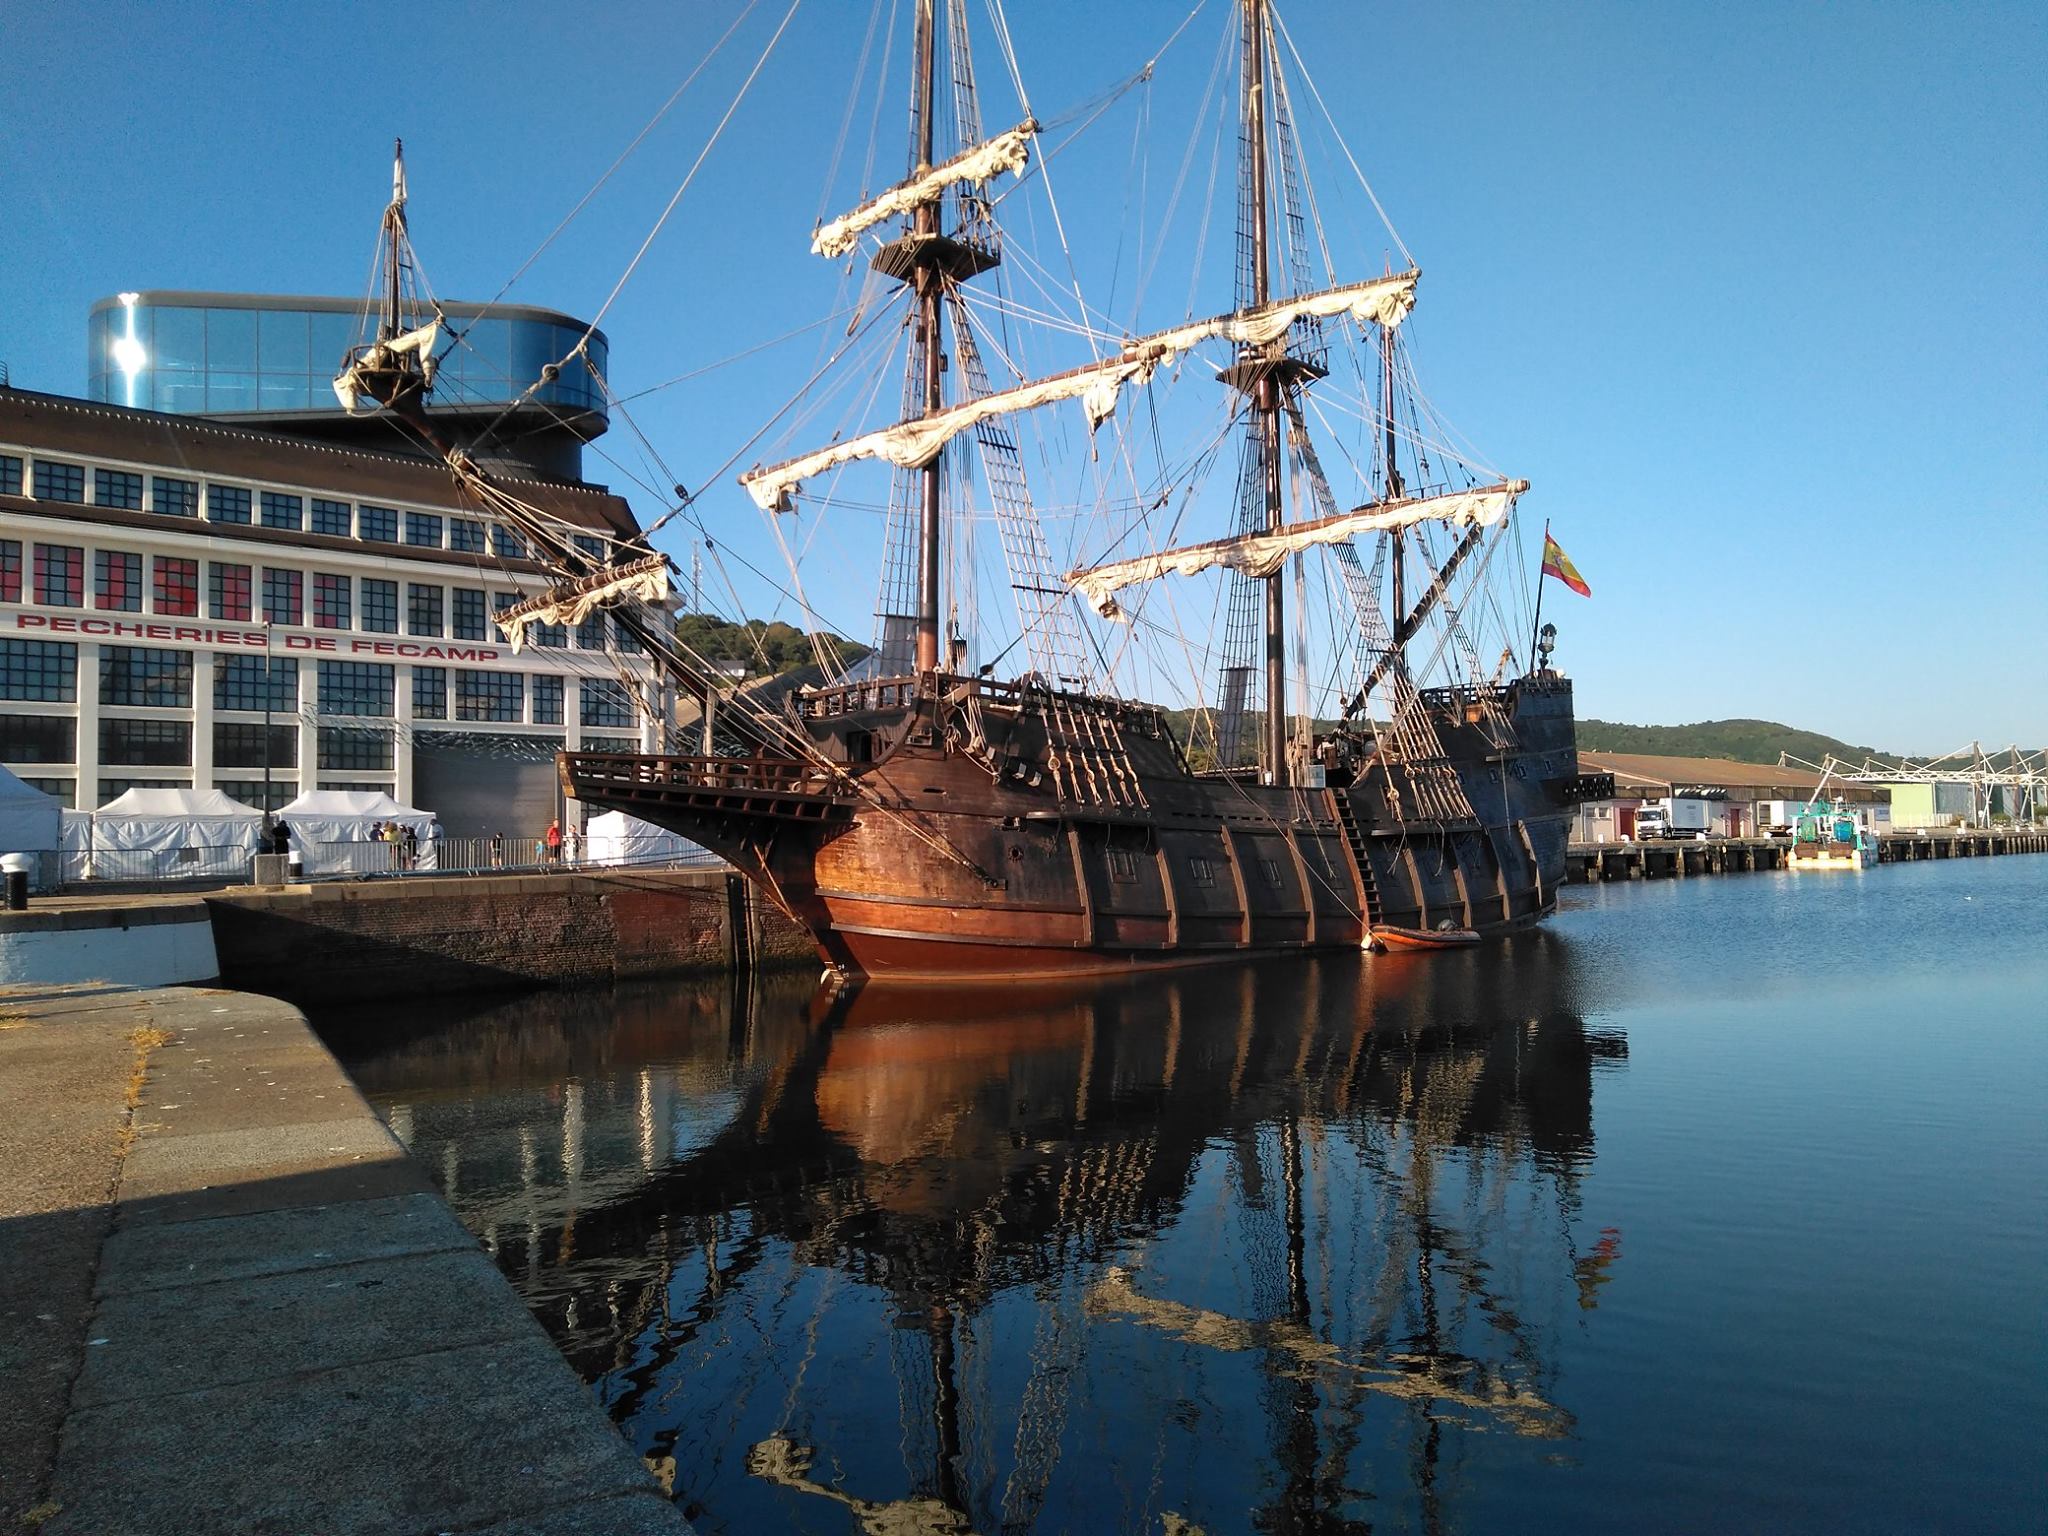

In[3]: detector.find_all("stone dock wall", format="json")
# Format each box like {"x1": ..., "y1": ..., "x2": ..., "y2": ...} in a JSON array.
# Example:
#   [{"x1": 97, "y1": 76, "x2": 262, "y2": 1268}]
[
  {"x1": 207, "y1": 869, "x2": 817, "y2": 1005},
  {"x1": 0, "y1": 983, "x2": 691, "y2": 1535}
]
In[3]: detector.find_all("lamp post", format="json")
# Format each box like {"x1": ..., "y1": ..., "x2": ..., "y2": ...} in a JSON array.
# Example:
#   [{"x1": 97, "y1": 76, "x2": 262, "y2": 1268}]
[{"x1": 261, "y1": 623, "x2": 274, "y2": 829}]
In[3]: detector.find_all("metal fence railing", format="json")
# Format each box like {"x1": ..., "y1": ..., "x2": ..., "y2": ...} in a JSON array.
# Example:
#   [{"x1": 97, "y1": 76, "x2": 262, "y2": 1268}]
[
  {"x1": 50, "y1": 834, "x2": 723, "y2": 887},
  {"x1": 69, "y1": 845, "x2": 257, "y2": 883}
]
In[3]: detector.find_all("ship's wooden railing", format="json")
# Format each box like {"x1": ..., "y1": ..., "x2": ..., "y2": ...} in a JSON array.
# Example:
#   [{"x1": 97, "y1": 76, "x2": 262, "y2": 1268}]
[
  {"x1": 564, "y1": 752, "x2": 825, "y2": 797},
  {"x1": 1416, "y1": 681, "x2": 1516, "y2": 711},
  {"x1": 793, "y1": 677, "x2": 922, "y2": 719},
  {"x1": 794, "y1": 670, "x2": 1173, "y2": 742}
]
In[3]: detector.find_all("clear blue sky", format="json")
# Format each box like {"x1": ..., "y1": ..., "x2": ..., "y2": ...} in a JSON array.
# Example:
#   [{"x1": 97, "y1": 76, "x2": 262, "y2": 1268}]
[{"x1": 2, "y1": 1, "x2": 2041, "y2": 753}]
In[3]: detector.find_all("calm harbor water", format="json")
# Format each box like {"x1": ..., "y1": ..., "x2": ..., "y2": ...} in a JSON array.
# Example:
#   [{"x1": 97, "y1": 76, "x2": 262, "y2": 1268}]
[{"x1": 322, "y1": 855, "x2": 2048, "y2": 1535}]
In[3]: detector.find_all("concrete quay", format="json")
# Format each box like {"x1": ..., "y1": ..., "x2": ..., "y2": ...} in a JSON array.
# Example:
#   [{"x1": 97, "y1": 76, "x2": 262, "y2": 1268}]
[
  {"x1": 1567, "y1": 827, "x2": 2048, "y2": 882},
  {"x1": 0, "y1": 982, "x2": 690, "y2": 1536}
]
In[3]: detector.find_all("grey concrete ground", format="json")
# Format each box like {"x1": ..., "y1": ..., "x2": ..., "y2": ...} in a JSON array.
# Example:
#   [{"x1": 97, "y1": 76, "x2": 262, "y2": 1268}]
[{"x1": 0, "y1": 983, "x2": 689, "y2": 1536}]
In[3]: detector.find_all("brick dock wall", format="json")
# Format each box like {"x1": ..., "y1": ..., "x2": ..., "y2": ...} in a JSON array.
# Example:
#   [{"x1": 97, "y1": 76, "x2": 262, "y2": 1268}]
[{"x1": 206, "y1": 869, "x2": 818, "y2": 1005}]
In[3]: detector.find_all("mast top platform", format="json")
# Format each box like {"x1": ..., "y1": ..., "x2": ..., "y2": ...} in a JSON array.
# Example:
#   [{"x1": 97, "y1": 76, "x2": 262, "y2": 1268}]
[{"x1": 872, "y1": 231, "x2": 1001, "y2": 285}]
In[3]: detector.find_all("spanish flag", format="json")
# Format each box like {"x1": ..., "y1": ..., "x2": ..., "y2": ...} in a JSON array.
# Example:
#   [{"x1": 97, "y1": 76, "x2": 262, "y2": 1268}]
[{"x1": 1541, "y1": 532, "x2": 1591, "y2": 597}]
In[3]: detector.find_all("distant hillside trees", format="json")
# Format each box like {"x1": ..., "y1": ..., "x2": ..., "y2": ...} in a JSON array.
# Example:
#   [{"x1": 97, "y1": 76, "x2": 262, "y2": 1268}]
[
  {"x1": 673, "y1": 613, "x2": 871, "y2": 679},
  {"x1": 1576, "y1": 718, "x2": 1888, "y2": 764}
]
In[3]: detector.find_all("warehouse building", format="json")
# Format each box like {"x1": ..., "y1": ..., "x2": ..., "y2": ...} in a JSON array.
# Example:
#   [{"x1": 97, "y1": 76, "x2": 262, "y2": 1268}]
[{"x1": 1571, "y1": 751, "x2": 1888, "y2": 844}]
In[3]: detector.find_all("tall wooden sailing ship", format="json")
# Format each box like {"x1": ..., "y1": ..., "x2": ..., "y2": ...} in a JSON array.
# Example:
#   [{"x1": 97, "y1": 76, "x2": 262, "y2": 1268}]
[{"x1": 351, "y1": 2, "x2": 1607, "y2": 982}]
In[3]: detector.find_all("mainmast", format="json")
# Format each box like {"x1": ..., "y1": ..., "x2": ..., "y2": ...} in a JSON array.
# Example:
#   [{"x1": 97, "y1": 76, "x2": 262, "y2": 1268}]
[
  {"x1": 911, "y1": 0, "x2": 943, "y2": 676},
  {"x1": 1384, "y1": 323, "x2": 1406, "y2": 680},
  {"x1": 1244, "y1": 0, "x2": 1289, "y2": 784}
]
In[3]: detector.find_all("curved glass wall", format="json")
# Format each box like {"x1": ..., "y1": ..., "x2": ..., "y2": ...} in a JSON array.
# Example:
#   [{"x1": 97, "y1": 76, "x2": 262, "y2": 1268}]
[{"x1": 87, "y1": 297, "x2": 608, "y2": 422}]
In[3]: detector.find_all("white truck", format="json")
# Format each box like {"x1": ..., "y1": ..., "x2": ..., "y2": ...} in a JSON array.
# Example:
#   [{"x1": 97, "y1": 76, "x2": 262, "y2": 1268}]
[{"x1": 1634, "y1": 797, "x2": 1714, "y2": 840}]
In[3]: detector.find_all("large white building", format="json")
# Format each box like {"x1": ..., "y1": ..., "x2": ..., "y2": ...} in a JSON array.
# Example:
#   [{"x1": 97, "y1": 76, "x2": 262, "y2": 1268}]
[{"x1": 0, "y1": 384, "x2": 662, "y2": 836}]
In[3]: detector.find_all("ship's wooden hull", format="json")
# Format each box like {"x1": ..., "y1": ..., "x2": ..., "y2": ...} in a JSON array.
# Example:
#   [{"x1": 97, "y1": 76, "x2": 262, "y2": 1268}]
[{"x1": 563, "y1": 673, "x2": 1585, "y2": 983}]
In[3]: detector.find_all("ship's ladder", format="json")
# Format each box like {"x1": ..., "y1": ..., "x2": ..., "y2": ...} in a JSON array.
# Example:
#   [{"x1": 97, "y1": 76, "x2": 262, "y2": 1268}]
[
  {"x1": 1046, "y1": 695, "x2": 1148, "y2": 811},
  {"x1": 1329, "y1": 789, "x2": 1384, "y2": 928}
]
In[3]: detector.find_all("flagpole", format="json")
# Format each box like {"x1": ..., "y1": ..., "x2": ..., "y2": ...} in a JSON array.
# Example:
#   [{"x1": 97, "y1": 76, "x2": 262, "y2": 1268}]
[{"x1": 1529, "y1": 517, "x2": 1550, "y2": 673}]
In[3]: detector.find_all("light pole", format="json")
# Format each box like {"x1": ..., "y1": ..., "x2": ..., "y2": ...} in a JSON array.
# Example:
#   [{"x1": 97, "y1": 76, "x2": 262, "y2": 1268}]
[{"x1": 261, "y1": 624, "x2": 274, "y2": 829}]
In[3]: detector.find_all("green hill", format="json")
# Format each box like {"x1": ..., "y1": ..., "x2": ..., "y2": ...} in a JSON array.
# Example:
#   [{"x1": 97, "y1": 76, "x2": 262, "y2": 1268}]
[
  {"x1": 1577, "y1": 718, "x2": 1887, "y2": 765},
  {"x1": 673, "y1": 613, "x2": 870, "y2": 678}
]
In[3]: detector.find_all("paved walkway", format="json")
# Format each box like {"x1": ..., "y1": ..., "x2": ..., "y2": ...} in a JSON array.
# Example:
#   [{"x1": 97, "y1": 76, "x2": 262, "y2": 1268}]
[{"x1": 0, "y1": 983, "x2": 688, "y2": 1536}]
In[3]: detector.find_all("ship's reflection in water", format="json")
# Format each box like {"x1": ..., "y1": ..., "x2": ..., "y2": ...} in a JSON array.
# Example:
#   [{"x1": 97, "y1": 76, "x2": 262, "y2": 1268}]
[{"x1": 333, "y1": 935, "x2": 1626, "y2": 1535}]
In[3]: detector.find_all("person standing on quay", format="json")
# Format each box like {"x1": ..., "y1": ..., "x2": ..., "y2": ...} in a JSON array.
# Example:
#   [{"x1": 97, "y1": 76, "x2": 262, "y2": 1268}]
[{"x1": 545, "y1": 819, "x2": 562, "y2": 864}]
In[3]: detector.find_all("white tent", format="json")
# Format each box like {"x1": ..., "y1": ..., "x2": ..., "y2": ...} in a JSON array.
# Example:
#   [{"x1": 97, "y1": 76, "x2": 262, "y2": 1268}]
[
  {"x1": 59, "y1": 809, "x2": 92, "y2": 884},
  {"x1": 275, "y1": 790, "x2": 438, "y2": 874},
  {"x1": 0, "y1": 766, "x2": 62, "y2": 891},
  {"x1": 582, "y1": 810, "x2": 715, "y2": 869},
  {"x1": 0, "y1": 765, "x2": 61, "y2": 854},
  {"x1": 91, "y1": 788, "x2": 265, "y2": 880}
]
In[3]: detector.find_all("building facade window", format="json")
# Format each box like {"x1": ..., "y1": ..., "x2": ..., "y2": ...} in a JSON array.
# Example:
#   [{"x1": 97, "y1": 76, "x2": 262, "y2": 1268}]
[
  {"x1": 259, "y1": 491, "x2": 303, "y2": 530},
  {"x1": 22, "y1": 777, "x2": 75, "y2": 808},
  {"x1": 455, "y1": 670, "x2": 524, "y2": 723},
  {"x1": 531, "y1": 619, "x2": 567, "y2": 649},
  {"x1": 580, "y1": 677, "x2": 634, "y2": 728},
  {"x1": 0, "y1": 714, "x2": 76, "y2": 763},
  {"x1": 613, "y1": 615, "x2": 642, "y2": 653},
  {"x1": 0, "y1": 455, "x2": 21, "y2": 496},
  {"x1": 209, "y1": 562, "x2": 253, "y2": 621},
  {"x1": 218, "y1": 779, "x2": 295, "y2": 813},
  {"x1": 262, "y1": 567, "x2": 302, "y2": 625},
  {"x1": 412, "y1": 666, "x2": 447, "y2": 719},
  {"x1": 532, "y1": 674, "x2": 564, "y2": 725},
  {"x1": 152, "y1": 557, "x2": 199, "y2": 616},
  {"x1": 580, "y1": 735, "x2": 634, "y2": 755},
  {"x1": 207, "y1": 484, "x2": 252, "y2": 524},
  {"x1": 93, "y1": 469, "x2": 143, "y2": 510},
  {"x1": 0, "y1": 640, "x2": 78, "y2": 701},
  {"x1": 317, "y1": 660, "x2": 393, "y2": 717},
  {"x1": 100, "y1": 646, "x2": 193, "y2": 708},
  {"x1": 317, "y1": 726, "x2": 393, "y2": 773},
  {"x1": 406, "y1": 583, "x2": 443, "y2": 636},
  {"x1": 360, "y1": 578, "x2": 398, "y2": 634},
  {"x1": 310, "y1": 498, "x2": 352, "y2": 537},
  {"x1": 451, "y1": 588, "x2": 487, "y2": 640},
  {"x1": 33, "y1": 461, "x2": 85, "y2": 503},
  {"x1": 450, "y1": 518, "x2": 487, "y2": 554},
  {"x1": 0, "y1": 541, "x2": 19, "y2": 603},
  {"x1": 99, "y1": 777, "x2": 189, "y2": 799},
  {"x1": 573, "y1": 534, "x2": 606, "y2": 561},
  {"x1": 213, "y1": 722, "x2": 297, "y2": 769},
  {"x1": 93, "y1": 550, "x2": 143, "y2": 612},
  {"x1": 34, "y1": 544, "x2": 83, "y2": 606},
  {"x1": 404, "y1": 513, "x2": 443, "y2": 548},
  {"x1": 574, "y1": 613, "x2": 606, "y2": 650},
  {"x1": 490, "y1": 526, "x2": 528, "y2": 560},
  {"x1": 213, "y1": 654, "x2": 296, "y2": 712},
  {"x1": 312, "y1": 573, "x2": 352, "y2": 629},
  {"x1": 358, "y1": 505, "x2": 398, "y2": 543},
  {"x1": 151, "y1": 476, "x2": 198, "y2": 517},
  {"x1": 100, "y1": 718, "x2": 192, "y2": 767}
]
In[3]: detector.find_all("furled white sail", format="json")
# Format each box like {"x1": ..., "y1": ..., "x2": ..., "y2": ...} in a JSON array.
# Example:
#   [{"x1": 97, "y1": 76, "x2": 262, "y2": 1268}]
[
  {"x1": 742, "y1": 353, "x2": 1162, "y2": 510},
  {"x1": 1146, "y1": 271, "x2": 1419, "y2": 354},
  {"x1": 494, "y1": 555, "x2": 669, "y2": 653},
  {"x1": 1067, "y1": 480, "x2": 1527, "y2": 620},
  {"x1": 811, "y1": 122, "x2": 1038, "y2": 258},
  {"x1": 331, "y1": 321, "x2": 441, "y2": 412},
  {"x1": 740, "y1": 272, "x2": 1424, "y2": 511}
]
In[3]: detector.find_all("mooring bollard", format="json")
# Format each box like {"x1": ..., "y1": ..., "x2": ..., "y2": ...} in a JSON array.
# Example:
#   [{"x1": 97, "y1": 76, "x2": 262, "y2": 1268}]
[{"x1": 1, "y1": 851, "x2": 32, "y2": 910}]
